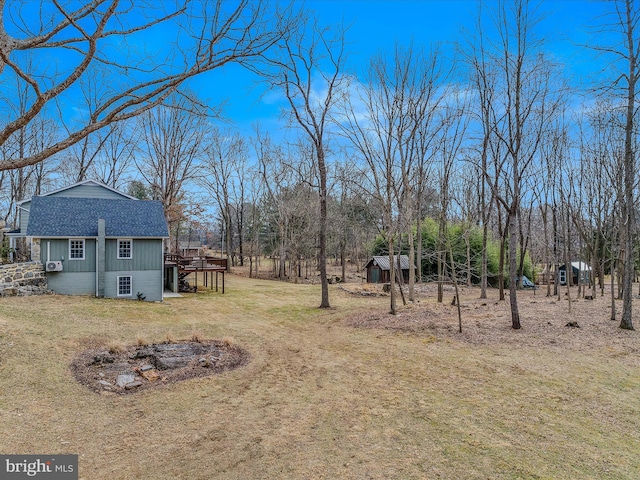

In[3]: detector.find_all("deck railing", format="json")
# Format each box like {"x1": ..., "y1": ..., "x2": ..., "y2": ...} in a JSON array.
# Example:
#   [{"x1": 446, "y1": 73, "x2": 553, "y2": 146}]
[{"x1": 164, "y1": 254, "x2": 228, "y2": 270}]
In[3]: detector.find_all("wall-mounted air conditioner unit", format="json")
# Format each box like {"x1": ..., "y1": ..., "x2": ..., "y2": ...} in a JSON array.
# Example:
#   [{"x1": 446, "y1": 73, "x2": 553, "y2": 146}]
[{"x1": 45, "y1": 261, "x2": 63, "y2": 272}]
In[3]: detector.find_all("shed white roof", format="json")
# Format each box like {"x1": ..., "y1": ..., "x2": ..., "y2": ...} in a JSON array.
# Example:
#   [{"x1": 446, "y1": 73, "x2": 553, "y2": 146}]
[{"x1": 571, "y1": 261, "x2": 591, "y2": 271}]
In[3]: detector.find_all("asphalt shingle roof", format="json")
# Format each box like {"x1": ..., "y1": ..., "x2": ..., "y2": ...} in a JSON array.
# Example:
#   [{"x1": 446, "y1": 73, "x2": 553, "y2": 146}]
[{"x1": 26, "y1": 196, "x2": 169, "y2": 238}]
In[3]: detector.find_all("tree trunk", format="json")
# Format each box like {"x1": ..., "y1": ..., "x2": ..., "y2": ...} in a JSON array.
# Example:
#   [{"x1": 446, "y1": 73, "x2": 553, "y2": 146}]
[
  {"x1": 508, "y1": 208, "x2": 521, "y2": 329},
  {"x1": 417, "y1": 216, "x2": 423, "y2": 284},
  {"x1": 498, "y1": 232, "x2": 506, "y2": 301},
  {"x1": 541, "y1": 204, "x2": 551, "y2": 297},
  {"x1": 562, "y1": 208, "x2": 572, "y2": 314},
  {"x1": 611, "y1": 227, "x2": 617, "y2": 321},
  {"x1": 620, "y1": 2, "x2": 636, "y2": 329},
  {"x1": 388, "y1": 237, "x2": 397, "y2": 315},
  {"x1": 279, "y1": 234, "x2": 286, "y2": 279},
  {"x1": 408, "y1": 226, "x2": 415, "y2": 302},
  {"x1": 396, "y1": 254, "x2": 407, "y2": 306},
  {"x1": 225, "y1": 206, "x2": 233, "y2": 270},
  {"x1": 340, "y1": 240, "x2": 346, "y2": 284},
  {"x1": 437, "y1": 219, "x2": 445, "y2": 303},
  {"x1": 480, "y1": 219, "x2": 488, "y2": 298},
  {"x1": 449, "y1": 243, "x2": 463, "y2": 333},
  {"x1": 553, "y1": 205, "x2": 559, "y2": 297},
  {"x1": 237, "y1": 206, "x2": 244, "y2": 267},
  {"x1": 480, "y1": 131, "x2": 489, "y2": 299},
  {"x1": 466, "y1": 227, "x2": 472, "y2": 287},
  {"x1": 318, "y1": 148, "x2": 330, "y2": 308}
]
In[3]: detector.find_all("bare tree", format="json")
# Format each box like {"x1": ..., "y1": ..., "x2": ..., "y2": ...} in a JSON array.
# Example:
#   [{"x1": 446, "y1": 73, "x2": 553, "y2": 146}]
[
  {"x1": 412, "y1": 131, "x2": 439, "y2": 286},
  {"x1": 201, "y1": 128, "x2": 249, "y2": 268},
  {"x1": 339, "y1": 44, "x2": 448, "y2": 314},
  {"x1": 476, "y1": 0, "x2": 561, "y2": 329},
  {"x1": 434, "y1": 93, "x2": 470, "y2": 303},
  {"x1": 453, "y1": 162, "x2": 483, "y2": 287},
  {"x1": 571, "y1": 103, "x2": 623, "y2": 301},
  {"x1": 533, "y1": 123, "x2": 561, "y2": 299},
  {"x1": 243, "y1": 166, "x2": 266, "y2": 279},
  {"x1": 0, "y1": 68, "x2": 60, "y2": 227},
  {"x1": 264, "y1": 15, "x2": 347, "y2": 308},
  {"x1": 58, "y1": 68, "x2": 114, "y2": 182},
  {"x1": 253, "y1": 128, "x2": 298, "y2": 280},
  {"x1": 0, "y1": 0, "x2": 294, "y2": 171},
  {"x1": 590, "y1": 0, "x2": 640, "y2": 330},
  {"x1": 135, "y1": 93, "x2": 207, "y2": 248},
  {"x1": 54, "y1": 66, "x2": 138, "y2": 187},
  {"x1": 464, "y1": 11, "x2": 498, "y2": 299},
  {"x1": 616, "y1": 0, "x2": 640, "y2": 330},
  {"x1": 92, "y1": 120, "x2": 138, "y2": 189},
  {"x1": 404, "y1": 51, "x2": 452, "y2": 303},
  {"x1": 231, "y1": 145, "x2": 251, "y2": 268}
]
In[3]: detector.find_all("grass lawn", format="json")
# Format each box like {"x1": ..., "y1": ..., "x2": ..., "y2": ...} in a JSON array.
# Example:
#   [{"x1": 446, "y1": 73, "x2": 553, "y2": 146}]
[{"x1": 1, "y1": 275, "x2": 639, "y2": 479}]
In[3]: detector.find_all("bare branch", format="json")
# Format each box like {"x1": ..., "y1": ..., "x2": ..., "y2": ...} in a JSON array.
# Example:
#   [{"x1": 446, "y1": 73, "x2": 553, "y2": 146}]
[{"x1": 0, "y1": 0, "x2": 296, "y2": 171}]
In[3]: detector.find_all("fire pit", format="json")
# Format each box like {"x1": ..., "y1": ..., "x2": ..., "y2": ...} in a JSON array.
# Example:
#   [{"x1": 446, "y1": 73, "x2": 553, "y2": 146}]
[{"x1": 71, "y1": 339, "x2": 249, "y2": 394}]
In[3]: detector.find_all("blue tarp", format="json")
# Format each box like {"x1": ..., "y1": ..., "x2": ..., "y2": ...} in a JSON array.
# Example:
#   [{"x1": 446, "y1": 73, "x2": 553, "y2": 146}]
[{"x1": 516, "y1": 275, "x2": 536, "y2": 288}]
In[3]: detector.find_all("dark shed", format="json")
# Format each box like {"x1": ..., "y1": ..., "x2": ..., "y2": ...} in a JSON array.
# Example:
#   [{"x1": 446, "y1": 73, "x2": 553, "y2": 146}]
[
  {"x1": 558, "y1": 262, "x2": 591, "y2": 286},
  {"x1": 364, "y1": 255, "x2": 415, "y2": 283}
]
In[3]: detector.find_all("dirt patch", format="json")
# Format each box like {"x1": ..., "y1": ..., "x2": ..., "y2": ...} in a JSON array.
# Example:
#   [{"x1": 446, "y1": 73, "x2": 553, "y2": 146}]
[{"x1": 71, "y1": 340, "x2": 250, "y2": 395}]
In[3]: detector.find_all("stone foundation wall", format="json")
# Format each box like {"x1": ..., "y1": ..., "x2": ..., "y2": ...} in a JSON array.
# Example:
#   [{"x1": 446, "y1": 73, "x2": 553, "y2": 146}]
[
  {"x1": 31, "y1": 238, "x2": 41, "y2": 262},
  {"x1": 0, "y1": 262, "x2": 49, "y2": 296}
]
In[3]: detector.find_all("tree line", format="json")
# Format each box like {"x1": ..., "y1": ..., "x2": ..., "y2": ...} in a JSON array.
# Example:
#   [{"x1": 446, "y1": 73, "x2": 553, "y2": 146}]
[{"x1": 0, "y1": 0, "x2": 639, "y2": 329}]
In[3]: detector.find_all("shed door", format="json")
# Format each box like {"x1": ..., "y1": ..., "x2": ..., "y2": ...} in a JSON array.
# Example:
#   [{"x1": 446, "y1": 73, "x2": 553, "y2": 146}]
[{"x1": 371, "y1": 267, "x2": 380, "y2": 283}]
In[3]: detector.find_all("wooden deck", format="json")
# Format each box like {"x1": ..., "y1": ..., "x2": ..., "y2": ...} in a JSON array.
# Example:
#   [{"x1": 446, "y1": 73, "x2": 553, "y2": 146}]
[{"x1": 164, "y1": 254, "x2": 227, "y2": 293}]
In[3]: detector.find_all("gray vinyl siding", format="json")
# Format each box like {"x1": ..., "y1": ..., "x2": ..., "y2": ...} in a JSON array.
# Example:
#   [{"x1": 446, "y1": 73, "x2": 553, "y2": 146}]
[
  {"x1": 48, "y1": 184, "x2": 130, "y2": 200},
  {"x1": 41, "y1": 238, "x2": 96, "y2": 295},
  {"x1": 18, "y1": 203, "x2": 30, "y2": 233},
  {"x1": 105, "y1": 239, "x2": 163, "y2": 271},
  {"x1": 104, "y1": 270, "x2": 163, "y2": 302},
  {"x1": 41, "y1": 238, "x2": 96, "y2": 272},
  {"x1": 46, "y1": 272, "x2": 96, "y2": 296},
  {"x1": 41, "y1": 238, "x2": 163, "y2": 301}
]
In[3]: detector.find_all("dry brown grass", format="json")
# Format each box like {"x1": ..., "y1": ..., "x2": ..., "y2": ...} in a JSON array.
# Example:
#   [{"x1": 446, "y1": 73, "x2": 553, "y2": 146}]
[
  {"x1": 189, "y1": 330, "x2": 205, "y2": 343},
  {"x1": 0, "y1": 275, "x2": 639, "y2": 479},
  {"x1": 105, "y1": 339, "x2": 127, "y2": 354}
]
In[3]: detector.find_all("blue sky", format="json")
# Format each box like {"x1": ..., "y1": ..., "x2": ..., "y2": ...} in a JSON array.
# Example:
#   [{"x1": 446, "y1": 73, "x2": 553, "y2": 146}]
[
  {"x1": 187, "y1": 0, "x2": 610, "y2": 136},
  {"x1": 7, "y1": 0, "x2": 613, "y2": 154}
]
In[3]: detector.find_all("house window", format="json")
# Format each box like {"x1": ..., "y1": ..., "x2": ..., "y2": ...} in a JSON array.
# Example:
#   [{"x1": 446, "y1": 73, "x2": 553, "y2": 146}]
[
  {"x1": 69, "y1": 239, "x2": 85, "y2": 260},
  {"x1": 117, "y1": 276, "x2": 132, "y2": 296},
  {"x1": 118, "y1": 239, "x2": 132, "y2": 259}
]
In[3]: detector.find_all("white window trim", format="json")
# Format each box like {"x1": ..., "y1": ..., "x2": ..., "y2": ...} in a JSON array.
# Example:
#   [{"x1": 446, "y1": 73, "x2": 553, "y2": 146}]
[
  {"x1": 117, "y1": 239, "x2": 133, "y2": 259},
  {"x1": 117, "y1": 275, "x2": 133, "y2": 297},
  {"x1": 69, "y1": 238, "x2": 85, "y2": 260}
]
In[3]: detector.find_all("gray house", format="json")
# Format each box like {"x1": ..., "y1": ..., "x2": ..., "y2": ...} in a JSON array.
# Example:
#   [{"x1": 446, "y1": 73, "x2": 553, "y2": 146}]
[{"x1": 12, "y1": 180, "x2": 168, "y2": 301}]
